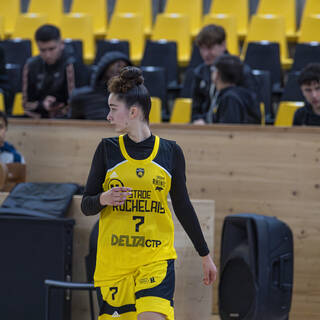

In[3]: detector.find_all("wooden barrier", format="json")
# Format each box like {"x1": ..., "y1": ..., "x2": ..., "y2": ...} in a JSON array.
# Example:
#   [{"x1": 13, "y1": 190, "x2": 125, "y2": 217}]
[{"x1": 5, "y1": 119, "x2": 320, "y2": 319}]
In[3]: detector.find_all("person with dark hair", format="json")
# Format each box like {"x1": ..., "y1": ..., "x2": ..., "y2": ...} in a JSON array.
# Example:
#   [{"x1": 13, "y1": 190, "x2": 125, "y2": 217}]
[
  {"x1": 22, "y1": 24, "x2": 88, "y2": 118},
  {"x1": 191, "y1": 24, "x2": 258, "y2": 124},
  {"x1": 81, "y1": 66, "x2": 217, "y2": 320},
  {"x1": 209, "y1": 54, "x2": 261, "y2": 124},
  {"x1": 293, "y1": 63, "x2": 320, "y2": 126},
  {"x1": 69, "y1": 51, "x2": 131, "y2": 119},
  {"x1": 0, "y1": 111, "x2": 24, "y2": 163}
]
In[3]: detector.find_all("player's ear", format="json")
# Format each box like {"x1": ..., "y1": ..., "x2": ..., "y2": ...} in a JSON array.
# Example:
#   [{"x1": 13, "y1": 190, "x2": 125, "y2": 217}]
[{"x1": 129, "y1": 105, "x2": 139, "y2": 119}]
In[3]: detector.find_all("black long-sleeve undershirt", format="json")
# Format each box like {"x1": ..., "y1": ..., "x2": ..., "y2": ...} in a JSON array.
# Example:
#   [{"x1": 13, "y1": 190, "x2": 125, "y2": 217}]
[{"x1": 81, "y1": 134, "x2": 209, "y2": 257}]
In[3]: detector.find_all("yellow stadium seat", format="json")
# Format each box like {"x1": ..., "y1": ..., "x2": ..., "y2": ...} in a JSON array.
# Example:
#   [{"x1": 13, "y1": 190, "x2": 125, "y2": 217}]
[
  {"x1": 12, "y1": 13, "x2": 48, "y2": 56},
  {"x1": 170, "y1": 98, "x2": 192, "y2": 124},
  {"x1": 107, "y1": 13, "x2": 145, "y2": 64},
  {"x1": 114, "y1": 0, "x2": 152, "y2": 37},
  {"x1": 71, "y1": 0, "x2": 107, "y2": 38},
  {"x1": 12, "y1": 93, "x2": 24, "y2": 116},
  {"x1": 242, "y1": 14, "x2": 292, "y2": 70},
  {"x1": 0, "y1": 0, "x2": 20, "y2": 38},
  {"x1": 28, "y1": 0, "x2": 63, "y2": 25},
  {"x1": 210, "y1": 0, "x2": 248, "y2": 39},
  {"x1": 301, "y1": 0, "x2": 320, "y2": 27},
  {"x1": 203, "y1": 14, "x2": 239, "y2": 55},
  {"x1": 298, "y1": 15, "x2": 320, "y2": 43},
  {"x1": 274, "y1": 101, "x2": 304, "y2": 127},
  {"x1": 152, "y1": 13, "x2": 191, "y2": 67},
  {"x1": 260, "y1": 102, "x2": 265, "y2": 125},
  {"x1": 150, "y1": 97, "x2": 162, "y2": 123},
  {"x1": 0, "y1": 16, "x2": 5, "y2": 39},
  {"x1": 0, "y1": 91, "x2": 5, "y2": 112},
  {"x1": 257, "y1": 0, "x2": 297, "y2": 41},
  {"x1": 165, "y1": 0, "x2": 202, "y2": 37},
  {"x1": 60, "y1": 13, "x2": 95, "y2": 64}
]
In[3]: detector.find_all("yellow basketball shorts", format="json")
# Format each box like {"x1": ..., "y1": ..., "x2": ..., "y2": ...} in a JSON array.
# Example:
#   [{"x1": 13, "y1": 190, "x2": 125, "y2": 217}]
[{"x1": 97, "y1": 259, "x2": 175, "y2": 320}]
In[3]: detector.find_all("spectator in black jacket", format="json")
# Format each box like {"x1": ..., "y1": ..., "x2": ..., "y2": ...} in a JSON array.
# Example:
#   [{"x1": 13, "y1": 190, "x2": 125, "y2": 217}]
[
  {"x1": 293, "y1": 63, "x2": 320, "y2": 126},
  {"x1": 191, "y1": 24, "x2": 258, "y2": 124},
  {"x1": 69, "y1": 51, "x2": 131, "y2": 119},
  {"x1": 22, "y1": 24, "x2": 87, "y2": 118},
  {"x1": 209, "y1": 55, "x2": 261, "y2": 124}
]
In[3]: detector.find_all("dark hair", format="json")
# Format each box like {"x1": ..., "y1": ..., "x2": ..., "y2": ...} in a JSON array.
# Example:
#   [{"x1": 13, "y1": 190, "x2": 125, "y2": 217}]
[
  {"x1": 0, "y1": 111, "x2": 8, "y2": 127},
  {"x1": 108, "y1": 66, "x2": 151, "y2": 122},
  {"x1": 213, "y1": 54, "x2": 244, "y2": 86},
  {"x1": 298, "y1": 63, "x2": 320, "y2": 86},
  {"x1": 35, "y1": 24, "x2": 61, "y2": 42},
  {"x1": 196, "y1": 24, "x2": 226, "y2": 47}
]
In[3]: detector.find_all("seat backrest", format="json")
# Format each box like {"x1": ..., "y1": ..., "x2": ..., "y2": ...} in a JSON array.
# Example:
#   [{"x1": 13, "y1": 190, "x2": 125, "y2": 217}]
[
  {"x1": 257, "y1": 0, "x2": 296, "y2": 37},
  {"x1": 0, "y1": 91, "x2": 5, "y2": 112},
  {"x1": 12, "y1": 13, "x2": 48, "y2": 56},
  {"x1": 165, "y1": 0, "x2": 202, "y2": 37},
  {"x1": 107, "y1": 13, "x2": 145, "y2": 64},
  {"x1": 150, "y1": 97, "x2": 162, "y2": 123},
  {"x1": 244, "y1": 41, "x2": 282, "y2": 89},
  {"x1": 170, "y1": 98, "x2": 192, "y2": 123},
  {"x1": 114, "y1": 0, "x2": 152, "y2": 36},
  {"x1": 301, "y1": 0, "x2": 320, "y2": 26},
  {"x1": 0, "y1": 16, "x2": 4, "y2": 39},
  {"x1": 0, "y1": 0, "x2": 20, "y2": 37},
  {"x1": 60, "y1": 13, "x2": 95, "y2": 63},
  {"x1": 281, "y1": 71, "x2": 304, "y2": 102},
  {"x1": 203, "y1": 13, "x2": 239, "y2": 55},
  {"x1": 141, "y1": 40, "x2": 179, "y2": 87},
  {"x1": 299, "y1": 14, "x2": 320, "y2": 43},
  {"x1": 210, "y1": 0, "x2": 248, "y2": 37},
  {"x1": 71, "y1": 0, "x2": 107, "y2": 37},
  {"x1": 291, "y1": 42, "x2": 320, "y2": 72},
  {"x1": 274, "y1": 101, "x2": 304, "y2": 127},
  {"x1": 28, "y1": 0, "x2": 63, "y2": 24},
  {"x1": 152, "y1": 13, "x2": 191, "y2": 66},
  {"x1": 94, "y1": 39, "x2": 130, "y2": 65},
  {"x1": 242, "y1": 15, "x2": 289, "y2": 61},
  {"x1": 12, "y1": 92, "x2": 24, "y2": 116},
  {"x1": 0, "y1": 39, "x2": 32, "y2": 67},
  {"x1": 141, "y1": 66, "x2": 167, "y2": 114}
]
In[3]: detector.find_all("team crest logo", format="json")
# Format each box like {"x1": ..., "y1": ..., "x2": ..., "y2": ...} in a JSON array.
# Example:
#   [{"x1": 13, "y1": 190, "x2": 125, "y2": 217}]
[
  {"x1": 153, "y1": 175, "x2": 165, "y2": 191},
  {"x1": 108, "y1": 178, "x2": 124, "y2": 189},
  {"x1": 136, "y1": 168, "x2": 145, "y2": 178}
]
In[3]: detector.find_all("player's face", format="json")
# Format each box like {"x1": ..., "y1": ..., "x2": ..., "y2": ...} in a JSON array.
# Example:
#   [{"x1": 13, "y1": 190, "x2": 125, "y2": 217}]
[
  {"x1": 199, "y1": 42, "x2": 226, "y2": 66},
  {"x1": 0, "y1": 118, "x2": 7, "y2": 147},
  {"x1": 301, "y1": 81, "x2": 320, "y2": 112},
  {"x1": 37, "y1": 40, "x2": 64, "y2": 65},
  {"x1": 107, "y1": 93, "x2": 131, "y2": 133}
]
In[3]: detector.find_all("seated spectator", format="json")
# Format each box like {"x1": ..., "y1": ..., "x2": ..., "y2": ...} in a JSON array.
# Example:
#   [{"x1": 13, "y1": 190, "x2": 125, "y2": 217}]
[
  {"x1": 22, "y1": 24, "x2": 88, "y2": 119},
  {"x1": 294, "y1": 63, "x2": 320, "y2": 126},
  {"x1": 0, "y1": 111, "x2": 25, "y2": 163},
  {"x1": 69, "y1": 51, "x2": 131, "y2": 119},
  {"x1": 209, "y1": 55, "x2": 261, "y2": 124},
  {"x1": 191, "y1": 24, "x2": 258, "y2": 124}
]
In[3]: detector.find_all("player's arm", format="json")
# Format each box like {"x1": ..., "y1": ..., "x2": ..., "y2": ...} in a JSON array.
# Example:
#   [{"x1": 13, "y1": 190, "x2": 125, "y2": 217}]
[
  {"x1": 81, "y1": 141, "x2": 108, "y2": 215},
  {"x1": 169, "y1": 143, "x2": 217, "y2": 285}
]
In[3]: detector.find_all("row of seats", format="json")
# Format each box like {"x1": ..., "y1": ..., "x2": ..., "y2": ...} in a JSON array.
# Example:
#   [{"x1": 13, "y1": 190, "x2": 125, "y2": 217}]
[{"x1": 0, "y1": 0, "x2": 320, "y2": 66}]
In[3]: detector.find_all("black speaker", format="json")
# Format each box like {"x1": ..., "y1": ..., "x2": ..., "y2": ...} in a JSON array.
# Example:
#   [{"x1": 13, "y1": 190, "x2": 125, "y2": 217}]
[
  {"x1": 0, "y1": 216, "x2": 74, "y2": 320},
  {"x1": 219, "y1": 214, "x2": 293, "y2": 320}
]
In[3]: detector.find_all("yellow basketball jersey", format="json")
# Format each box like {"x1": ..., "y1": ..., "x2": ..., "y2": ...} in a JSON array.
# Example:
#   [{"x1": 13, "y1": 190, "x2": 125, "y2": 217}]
[{"x1": 94, "y1": 135, "x2": 177, "y2": 286}]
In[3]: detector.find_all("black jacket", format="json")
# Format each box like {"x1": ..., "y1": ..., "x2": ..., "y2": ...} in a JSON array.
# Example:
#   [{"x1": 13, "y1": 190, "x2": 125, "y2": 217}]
[
  {"x1": 22, "y1": 49, "x2": 87, "y2": 118},
  {"x1": 212, "y1": 86, "x2": 261, "y2": 124},
  {"x1": 293, "y1": 103, "x2": 320, "y2": 126},
  {"x1": 70, "y1": 51, "x2": 131, "y2": 120},
  {"x1": 191, "y1": 58, "x2": 259, "y2": 122}
]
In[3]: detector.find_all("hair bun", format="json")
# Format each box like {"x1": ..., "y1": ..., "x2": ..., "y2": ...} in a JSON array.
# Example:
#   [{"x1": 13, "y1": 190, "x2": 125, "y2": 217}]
[{"x1": 108, "y1": 66, "x2": 144, "y2": 94}]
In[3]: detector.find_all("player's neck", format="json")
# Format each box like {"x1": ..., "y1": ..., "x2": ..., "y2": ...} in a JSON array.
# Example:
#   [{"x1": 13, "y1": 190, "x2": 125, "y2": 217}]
[{"x1": 127, "y1": 123, "x2": 151, "y2": 143}]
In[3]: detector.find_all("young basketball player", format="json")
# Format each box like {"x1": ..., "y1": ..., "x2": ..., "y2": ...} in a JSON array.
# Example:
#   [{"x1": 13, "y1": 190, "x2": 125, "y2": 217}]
[{"x1": 81, "y1": 66, "x2": 217, "y2": 320}]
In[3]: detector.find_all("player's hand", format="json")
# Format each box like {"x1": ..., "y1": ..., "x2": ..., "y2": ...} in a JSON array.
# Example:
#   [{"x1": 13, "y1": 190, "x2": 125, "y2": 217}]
[
  {"x1": 202, "y1": 254, "x2": 217, "y2": 285},
  {"x1": 99, "y1": 187, "x2": 132, "y2": 206}
]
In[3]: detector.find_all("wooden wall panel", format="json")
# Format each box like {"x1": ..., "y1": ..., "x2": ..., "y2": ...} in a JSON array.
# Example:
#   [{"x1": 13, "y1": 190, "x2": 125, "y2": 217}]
[{"x1": 5, "y1": 119, "x2": 320, "y2": 319}]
